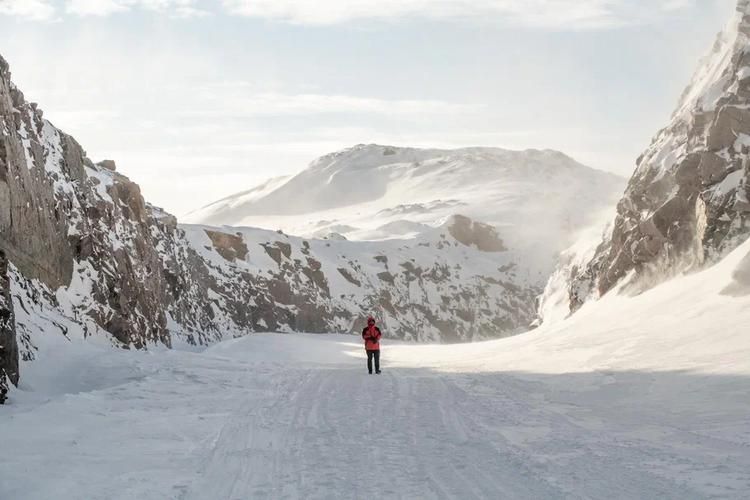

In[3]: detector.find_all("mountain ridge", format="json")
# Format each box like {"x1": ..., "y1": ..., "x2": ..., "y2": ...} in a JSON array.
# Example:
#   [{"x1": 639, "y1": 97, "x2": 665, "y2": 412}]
[
  {"x1": 189, "y1": 143, "x2": 622, "y2": 222},
  {"x1": 186, "y1": 143, "x2": 625, "y2": 283}
]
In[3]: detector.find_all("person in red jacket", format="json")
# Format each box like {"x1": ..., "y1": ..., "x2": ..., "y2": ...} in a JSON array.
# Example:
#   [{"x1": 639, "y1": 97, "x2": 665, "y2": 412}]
[{"x1": 362, "y1": 316, "x2": 382, "y2": 374}]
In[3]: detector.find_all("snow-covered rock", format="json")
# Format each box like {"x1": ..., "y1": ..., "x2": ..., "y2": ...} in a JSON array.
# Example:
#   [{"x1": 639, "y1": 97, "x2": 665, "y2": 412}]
[
  {"x1": 549, "y1": 0, "x2": 750, "y2": 317},
  {"x1": 165, "y1": 220, "x2": 541, "y2": 345}
]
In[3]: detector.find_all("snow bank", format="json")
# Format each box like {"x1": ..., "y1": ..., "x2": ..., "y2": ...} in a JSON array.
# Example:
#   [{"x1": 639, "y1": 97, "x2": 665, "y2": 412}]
[{"x1": 388, "y1": 235, "x2": 750, "y2": 376}]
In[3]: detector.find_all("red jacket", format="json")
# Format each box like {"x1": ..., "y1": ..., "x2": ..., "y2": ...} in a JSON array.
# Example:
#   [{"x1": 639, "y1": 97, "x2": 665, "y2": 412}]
[{"x1": 362, "y1": 325, "x2": 382, "y2": 351}]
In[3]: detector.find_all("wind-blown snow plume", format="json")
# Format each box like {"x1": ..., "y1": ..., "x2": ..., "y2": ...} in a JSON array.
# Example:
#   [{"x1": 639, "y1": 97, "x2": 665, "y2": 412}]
[
  {"x1": 187, "y1": 144, "x2": 624, "y2": 278},
  {"x1": 548, "y1": 0, "x2": 750, "y2": 317}
]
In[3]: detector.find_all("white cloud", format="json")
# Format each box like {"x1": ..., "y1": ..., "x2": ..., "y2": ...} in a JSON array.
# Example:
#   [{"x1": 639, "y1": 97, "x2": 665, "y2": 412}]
[
  {"x1": 0, "y1": 0, "x2": 56, "y2": 20},
  {"x1": 181, "y1": 90, "x2": 472, "y2": 117},
  {"x1": 0, "y1": 0, "x2": 696, "y2": 27},
  {"x1": 221, "y1": 0, "x2": 694, "y2": 28},
  {"x1": 66, "y1": 0, "x2": 126, "y2": 16},
  {"x1": 65, "y1": 0, "x2": 208, "y2": 17}
]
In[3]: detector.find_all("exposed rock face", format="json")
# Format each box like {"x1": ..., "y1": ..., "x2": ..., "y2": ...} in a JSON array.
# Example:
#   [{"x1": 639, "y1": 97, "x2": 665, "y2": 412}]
[
  {"x1": 0, "y1": 250, "x2": 18, "y2": 404},
  {"x1": 562, "y1": 1, "x2": 750, "y2": 312},
  {"x1": 0, "y1": 53, "x2": 547, "y2": 397},
  {"x1": 204, "y1": 230, "x2": 249, "y2": 262},
  {"x1": 0, "y1": 55, "x2": 170, "y2": 349},
  {"x1": 0, "y1": 56, "x2": 75, "y2": 289},
  {"x1": 722, "y1": 246, "x2": 750, "y2": 296},
  {"x1": 447, "y1": 215, "x2": 507, "y2": 252},
  {"x1": 0, "y1": 52, "x2": 175, "y2": 394},
  {"x1": 97, "y1": 159, "x2": 116, "y2": 171}
]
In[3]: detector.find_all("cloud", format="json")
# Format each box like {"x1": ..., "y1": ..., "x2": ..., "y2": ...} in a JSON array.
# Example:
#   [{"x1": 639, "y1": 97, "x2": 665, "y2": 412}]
[
  {"x1": 65, "y1": 0, "x2": 208, "y2": 17},
  {"x1": 181, "y1": 90, "x2": 472, "y2": 118},
  {"x1": 0, "y1": 0, "x2": 56, "y2": 20},
  {"x1": 220, "y1": 0, "x2": 695, "y2": 28},
  {"x1": 66, "y1": 0, "x2": 126, "y2": 16},
  {"x1": 1, "y1": 0, "x2": 696, "y2": 27}
]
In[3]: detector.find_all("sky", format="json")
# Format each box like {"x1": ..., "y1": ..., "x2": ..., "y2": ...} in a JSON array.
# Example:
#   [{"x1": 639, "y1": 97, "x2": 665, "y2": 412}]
[{"x1": 0, "y1": 0, "x2": 737, "y2": 216}]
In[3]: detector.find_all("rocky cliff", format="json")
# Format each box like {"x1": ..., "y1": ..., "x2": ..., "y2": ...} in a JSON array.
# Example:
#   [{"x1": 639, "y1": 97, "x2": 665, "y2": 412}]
[
  {"x1": 0, "y1": 250, "x2": 17, "y2": 403},
  {"x1": 0, "y1": 52, "x2": 549, "y2": 400},
  {"x1": 0, "y1": 52, "x2": 173, "y2": 349},
  {"x1": 554, "y1": 0, "x2": 750, "y2": 314}
]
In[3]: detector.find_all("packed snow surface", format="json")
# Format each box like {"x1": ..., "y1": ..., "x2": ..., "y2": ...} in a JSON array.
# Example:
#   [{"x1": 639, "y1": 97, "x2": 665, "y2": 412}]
[{"x1": 2, "y1": 239, "x2": 750, "y2": 499}]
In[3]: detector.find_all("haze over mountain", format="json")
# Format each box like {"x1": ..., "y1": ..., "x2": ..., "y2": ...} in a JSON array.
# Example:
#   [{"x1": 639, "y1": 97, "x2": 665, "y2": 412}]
[{"x1": 187, "y1": 144, "x2": 625, "y2": 275}]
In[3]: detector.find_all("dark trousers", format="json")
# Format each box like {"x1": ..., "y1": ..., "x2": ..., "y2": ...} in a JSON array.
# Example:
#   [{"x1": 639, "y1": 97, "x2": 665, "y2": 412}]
[{"x1": 366, "y1": 350, "x2": 380, "y2": 373}]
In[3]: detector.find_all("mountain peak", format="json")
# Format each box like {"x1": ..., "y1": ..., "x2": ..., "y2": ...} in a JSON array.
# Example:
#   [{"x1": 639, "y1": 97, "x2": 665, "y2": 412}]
[
  {"x1": 309, "y1": 144, "x2": 592, "y2": 176},
  {"x1": 672, "y1": 0, "x2": 750, "y2": 122}
]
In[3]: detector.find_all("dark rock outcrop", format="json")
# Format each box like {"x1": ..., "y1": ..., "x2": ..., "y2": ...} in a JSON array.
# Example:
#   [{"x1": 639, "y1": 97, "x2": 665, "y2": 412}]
[
  {"x1": 447, "y1": 215, "x2": 507, "y2": 252},
  {"x1": 205, "y1": 230, "x2": 249, "y2": 262},
  {"x1": 0, "y1": 249, "x2": 18, "y2": 403}
]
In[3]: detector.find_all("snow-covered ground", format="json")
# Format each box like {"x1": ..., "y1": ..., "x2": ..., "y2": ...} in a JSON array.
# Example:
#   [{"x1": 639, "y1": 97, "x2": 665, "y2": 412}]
[{"x1": 2, "y1": 239, "x2": 749, "y2": 499}]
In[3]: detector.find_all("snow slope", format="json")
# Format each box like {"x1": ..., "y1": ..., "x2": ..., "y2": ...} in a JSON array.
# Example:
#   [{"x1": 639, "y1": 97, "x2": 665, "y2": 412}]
[
  {"x1": 2, "y1": 238, "x2": 748, "y2": 499},
  {"x1": 186, "y1": 144, "x2": 624, "y2": 275}
]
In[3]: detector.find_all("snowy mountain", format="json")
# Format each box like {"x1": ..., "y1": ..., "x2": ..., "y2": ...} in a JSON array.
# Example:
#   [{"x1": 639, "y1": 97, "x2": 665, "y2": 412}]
[
  {"x1": 186, "y1": 144, "x2": 624, "y2": 275},
  {"x1": 544, "y1": 0, "x2": 750, "y2": 318}
]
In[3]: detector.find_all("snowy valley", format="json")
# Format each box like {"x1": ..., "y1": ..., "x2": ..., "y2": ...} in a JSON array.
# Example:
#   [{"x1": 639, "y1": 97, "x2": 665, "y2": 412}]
[
  {"x1": 1, "y1": 236, "x2": 749, "y2": 499},
  {"x1": 2, "y1": 0, "x2": 750, "y2": 498},
  {"x1": 0, "y1": 44, "x2": 626, "y2": 403}
]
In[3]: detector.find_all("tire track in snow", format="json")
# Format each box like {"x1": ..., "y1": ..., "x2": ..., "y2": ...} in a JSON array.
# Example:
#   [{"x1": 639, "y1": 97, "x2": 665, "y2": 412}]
[
  {"x1": 184, "y1": 365, "x2": 566, "y2": 499},
  {"x1": 448, "y1": 373, "x2": 709, "y2": 499},
  {"x1": 180, "y1": 361, "x2": 728, "y2": 499}
]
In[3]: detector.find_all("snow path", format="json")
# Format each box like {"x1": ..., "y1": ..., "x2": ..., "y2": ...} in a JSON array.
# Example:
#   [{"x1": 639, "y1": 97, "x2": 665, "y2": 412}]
[
  {"x1": 2, "y1": 333, "x2": 749, "y2": 500},
  {"x1": 183, "y1": 363, "x2": 565, "y2": 500}
]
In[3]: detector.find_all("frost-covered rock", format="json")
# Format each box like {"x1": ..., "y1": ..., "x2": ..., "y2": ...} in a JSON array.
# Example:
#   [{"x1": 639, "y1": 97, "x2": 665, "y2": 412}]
[{"x1": 554, "y1": 0, "x2": 750, "y2": 315}]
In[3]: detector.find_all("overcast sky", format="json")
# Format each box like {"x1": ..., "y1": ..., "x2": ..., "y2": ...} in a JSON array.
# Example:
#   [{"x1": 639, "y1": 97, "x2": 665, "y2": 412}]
[{"x1": 0, "y1": 0, "x2": 736, "y2": 216}]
